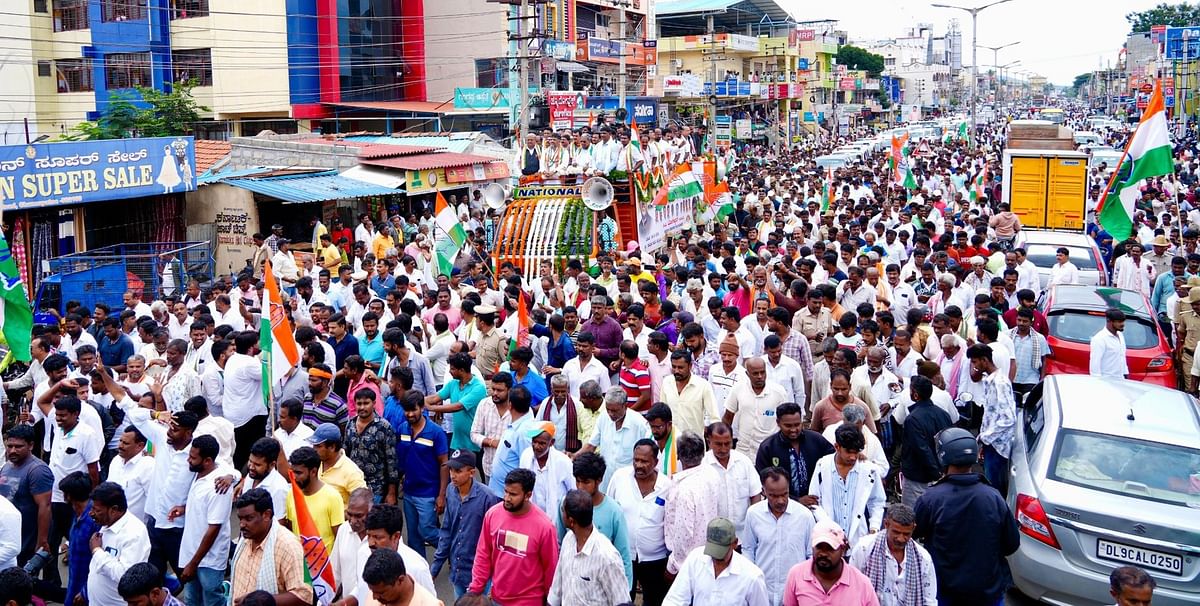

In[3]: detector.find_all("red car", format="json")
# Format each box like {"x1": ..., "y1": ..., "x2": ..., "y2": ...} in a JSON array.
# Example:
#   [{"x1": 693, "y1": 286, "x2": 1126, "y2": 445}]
[{"x1": 1040, "y1": 284, "x2": 1175, "y2": 388}]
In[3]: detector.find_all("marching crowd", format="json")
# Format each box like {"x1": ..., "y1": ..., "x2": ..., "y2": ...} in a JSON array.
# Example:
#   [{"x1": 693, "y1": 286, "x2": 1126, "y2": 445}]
[{"x1": 0, "y1": 108, "x2": 1179, "y2": 606}]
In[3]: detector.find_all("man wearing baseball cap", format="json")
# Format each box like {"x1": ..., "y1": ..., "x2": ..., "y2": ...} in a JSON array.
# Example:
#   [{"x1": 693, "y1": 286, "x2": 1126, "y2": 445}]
[
  {"x1": 431, "y1": 449, "x2": 499, "y2": 600},
  {"x1": 780, "y1": 519, "x2": 878, "y2": 605},
  {"x1": 661, "y1": 518, "x2": 769, "y2": 606}
]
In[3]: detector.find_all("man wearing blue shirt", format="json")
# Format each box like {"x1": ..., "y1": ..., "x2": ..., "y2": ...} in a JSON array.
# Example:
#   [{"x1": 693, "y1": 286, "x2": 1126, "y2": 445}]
[
  {"x1": 486, "y1": 385, "x2": 535, "y2": 498},
  {"x1": 394, "y1": 391, "x2": 448, "y2": 559},
  {"x1": 432, "y1": 449, "x2": 499, "y2": 600},
  {"x1": 425, "y1": 353, "x2": 488, "y2": 452},
  {"x1": 357, "y1": 312, "x2": 386, "y2": 372},
  {"x1": 508, "y1": 347, "x2": 548, "y2": 404},
  {"x1": 98, "y1": 318, "x2": 135, "y2": 373}
]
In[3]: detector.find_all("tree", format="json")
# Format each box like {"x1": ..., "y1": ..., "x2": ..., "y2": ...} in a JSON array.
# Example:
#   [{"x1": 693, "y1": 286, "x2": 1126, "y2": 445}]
[
  {"x1": 59, "y1": 81, "x2": 209, "y2": 141},
  {"x1": 835, "y1": 45, "x2": 886, "y2": 77},
  {"x1": 1126, "y1": 2, "x2": 1200, "y2": 32}
]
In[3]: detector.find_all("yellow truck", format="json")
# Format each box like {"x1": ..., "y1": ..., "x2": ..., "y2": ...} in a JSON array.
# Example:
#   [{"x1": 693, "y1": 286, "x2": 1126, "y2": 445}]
[{"x1": 1001, "y1": 148, "x2": 1088, "y2": 230}]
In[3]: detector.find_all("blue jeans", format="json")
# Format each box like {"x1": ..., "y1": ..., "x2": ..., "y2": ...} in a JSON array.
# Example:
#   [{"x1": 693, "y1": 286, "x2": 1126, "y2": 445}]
[
  {"x1": 184, "y1": 567, "x2": 226, "y2": 606},
  {"x1": 403, "y1": 494, "x2": 439, "y2": 558},
  {"x1": 982, "y1": 443, "x2": 1009, "y2": 498}
]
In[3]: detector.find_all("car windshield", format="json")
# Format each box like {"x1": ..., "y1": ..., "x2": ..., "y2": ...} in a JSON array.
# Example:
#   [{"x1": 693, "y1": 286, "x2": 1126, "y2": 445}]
[
  {"x1": 1026, "y1": 244, "x2": 1098, "y2": 271},
  {"x1": 1050, "y1": 430, "x2": 1200, "y2": 508},
  {"x1": 1046, "y1": 310, "x2": 1159, "y2": 349}
]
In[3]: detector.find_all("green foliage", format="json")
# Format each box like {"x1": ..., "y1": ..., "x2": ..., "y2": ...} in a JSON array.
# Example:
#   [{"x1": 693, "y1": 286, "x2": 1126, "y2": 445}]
[
  {"x1": 835, "y1": 45, "x2": 886, "y2": 77},
  {"x1": 59, "y1": 81, "x2": 210, "y2": 141},
  {"x1": 1072, "y1": 73, "x2": 1092, "y2": 91},
  {"x1": 1126, "y1": 2, "x2": 1200, "y2": 32}
]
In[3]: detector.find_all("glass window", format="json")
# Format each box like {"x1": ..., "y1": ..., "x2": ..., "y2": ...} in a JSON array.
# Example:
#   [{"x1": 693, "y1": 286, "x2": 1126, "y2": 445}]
[
  {"x1": 1050, "y1": 430, "x2": 1200, "y2": 508},
  {"x1": 56, "y1": 58, "x2": 94, "y2": 93},
  {"x1": 337, "y1": 0, "x2": 403, "y2": 102},
  {"x1": 1024, "y1": 392, "x2": 1044, "y2": 453},
  {"x1": 53, "y1": 0, "x2": 89, "y2": 31},
  {"x1": 172, "y1": 49, "x2": 212, "y2": 86},
  {"x1": 475, "y1": 58, "x2": 508, "y2": 89},
  {"x1": 105, "y1": 52, "x2": 152, "y2": 90},
  {"x1": 1046, "y1": 310, "x2": 1159, "y2": 349},
  {"x1": 1025, "y1": 244, "x2": 1098, "y2": 271},
  {"x1": 170, "y1": 0, "x2": 208, "y2": 19},
  {"x1": 102, "y1": 0, "x2": 147, "y2": 21}
]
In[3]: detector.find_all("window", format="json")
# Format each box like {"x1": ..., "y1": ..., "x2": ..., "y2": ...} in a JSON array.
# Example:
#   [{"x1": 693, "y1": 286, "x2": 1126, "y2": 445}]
[
  {"x1": 37, "y1": 61, "x2": 52, "y2": 77},
  {"x1": 1050, "y1": 430, "x2": 1200, "y2": 508},
  {"x1": 475, "y1": 58, "x2": 509, "y2": 89},
  {"x1": 172, "y1": 49, "x2": 212, "y2": 86},
  {"x1": 53, "y1": 0, "x2": 88, "y2": 31},
  {"x1": 105, "y1": 52, "x2": 152, "y2": 89},
  {"x1": 170, "y1": 0, "x2": 208, "y2": 19},
  {"x1": 35, "y1": 0, "x2": 48, "y2": 13},
  {"x1": 102, "y1": 0, "x2": 147, "y2": 22},
  {"x1": 56, "y1": 58, "x2": 94, "y2": 92}
]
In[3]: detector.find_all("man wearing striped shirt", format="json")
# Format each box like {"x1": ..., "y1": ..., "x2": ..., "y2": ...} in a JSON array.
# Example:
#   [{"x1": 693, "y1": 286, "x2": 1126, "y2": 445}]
[{"x1": 549, "y1": 489, "x2": 629, "y2": 606}]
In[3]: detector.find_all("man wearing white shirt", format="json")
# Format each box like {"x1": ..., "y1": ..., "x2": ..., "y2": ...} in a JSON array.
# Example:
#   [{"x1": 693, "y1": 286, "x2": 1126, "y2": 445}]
[
  {"x1": 848, "y1": 504, "x2": 938, "y2": 606},
  {"x1": 562, "y1": 333, "x2": 611, "y2": 401},
  {"x1": 1048, "y1": 247, "x2": 1080, "y2": 286},
  {"x1": 0, "y1": 495, "x2": 19, "y2": 569},
  {"x1": 608, "y1": 440, "x2": 671, "y2": 606},
  {"x1": 662, "y1": 517, "x2": 770, "y2": 606},
  {"x1": 240, "y1": 437, "x2": 291, "y2": 522},
  {"x1": 591, "y1": 128, "x2": 620, "y2": 176},
  {"x1": 178, "y1": 435, "x2": 237, "y2": 606},
  {"x1": 1089, "y1": 309, "x2": 1129, "y2": 379},
  {"x1": 702, "y1": 424, "x2": 763, "y2": 546},
  {"x1": 332, "y1": 488, "x2": 372, "y2": 598},
  {"x1": 743, "y1": 469, "x2": 817, "y2": 606},
  {"x1": 1113, "y1": 242, "x2": 1156, "y2": 296},
  {"x1": 87, "y1": 482, "x2": 152, "y2": 606},
  {"x1": 723, "y1": 358, "x2": 789, "y2": 459},
  {"x1": 223, "y1": 332, "x2": 268, "y2": 470},
  {"x1": 274, "y1": 397, "x2": 316, "y2": 457},
  {"x1": 519, "y1": 422, "x2": 576, "y2": 515},
  {"x1": 1012, "y1": 249, "x2": 1041, "y2": 294},
  {"x1": 352, "y1": 503, "x2": 437, "y2": 604},
  {"x1": 105, "y1": 427, "x2": 156, "y2": 521}
]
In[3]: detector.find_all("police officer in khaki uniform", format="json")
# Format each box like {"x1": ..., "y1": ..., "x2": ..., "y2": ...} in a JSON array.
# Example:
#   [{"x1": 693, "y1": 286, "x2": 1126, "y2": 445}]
[
  {"x1": 1177, "y1": 286, "x2": 1200, "y2": 393},
  {"x1": 793, "y1": 290, "x2": 833, "y2": 356},
  {"x1": 472, "y1": 304, "x2": 507, "y2": 376}
]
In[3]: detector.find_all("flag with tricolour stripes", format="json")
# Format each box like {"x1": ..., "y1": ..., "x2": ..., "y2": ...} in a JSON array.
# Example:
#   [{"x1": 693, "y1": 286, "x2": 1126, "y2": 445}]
[
  {"x1": 434, "y1": 191, "x2": 467, "y2": 276},
  {"x1": 1097, "y1": 80, "x2": 1173, "y2": 242}
]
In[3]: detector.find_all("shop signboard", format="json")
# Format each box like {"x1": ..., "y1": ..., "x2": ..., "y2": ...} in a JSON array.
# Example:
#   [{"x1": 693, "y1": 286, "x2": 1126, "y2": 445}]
[
  {"x1": 715, "y1": 115, "x2": 732, "y2": 147},
  {"x1": 839, "y1": 77, "x2": 856, "y2": 90},
  {"x1": 1165, "y1": 26, "x2": 1200, "y2": 61},
  {"x1": 735, "y1": 118, "x2": 752, "y2": 139},
  {"x1": 454, "y1": 88, "x2": 522, "y2": 110},
  {"x1": 796, "y1": 29, "x2": 815, "y2": 42},
  {"x1": 445, "y1": 162, "x2": 510, "y2": 184},
  {"x1": 798, "y1": 58, "x2": 810, "y2": 71},
  {"x1": 548, "y1": 91, "x2": 586, "y2": 130},
  {"x1": 405, "y1": 168, "x2": 448, "y2": 194},
  {"x1": 0, "y1": 136, "x2": 196, "y2": 209}
]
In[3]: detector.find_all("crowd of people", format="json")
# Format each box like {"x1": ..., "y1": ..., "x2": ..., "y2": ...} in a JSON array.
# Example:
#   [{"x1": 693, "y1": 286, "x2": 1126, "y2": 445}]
[{"x1": 0, "y1": 106, "x2": 1182, "y2": 606}]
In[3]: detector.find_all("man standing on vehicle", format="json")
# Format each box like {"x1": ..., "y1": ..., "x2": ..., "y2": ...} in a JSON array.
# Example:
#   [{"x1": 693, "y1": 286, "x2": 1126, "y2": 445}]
[
  {"x1": 1089, "y1": 309, "x2": 1129, "y2": 380},
  {"x1": 1113, "y1": 242, "x2": 1156, "y2": 298},
  {"x1": 914, "y1": 428, "x2": 1019, "y2": 606}
]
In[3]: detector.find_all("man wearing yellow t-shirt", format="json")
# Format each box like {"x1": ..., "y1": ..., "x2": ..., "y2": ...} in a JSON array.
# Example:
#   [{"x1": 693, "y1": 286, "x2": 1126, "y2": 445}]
[
  {"x1": 309, "y1": 422, "x2": 368, "y2": 504},
  {"x1": 317, "y1": 232, "x2": 344, "y2": 272},
  {"x1": 286, "y1": 444, "x2": 345, "y2": 553}
]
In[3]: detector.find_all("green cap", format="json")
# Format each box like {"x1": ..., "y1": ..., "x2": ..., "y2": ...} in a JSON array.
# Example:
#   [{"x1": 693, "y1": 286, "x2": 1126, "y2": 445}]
[{"x1": 703, "y1": 518, "x2": 737, "y2": 560}]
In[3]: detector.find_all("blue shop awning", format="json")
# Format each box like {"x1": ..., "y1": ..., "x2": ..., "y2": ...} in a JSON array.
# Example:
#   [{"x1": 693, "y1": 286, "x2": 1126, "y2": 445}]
[{"x1": 221, "y1": 170, "x2": 401, "y2": 203}]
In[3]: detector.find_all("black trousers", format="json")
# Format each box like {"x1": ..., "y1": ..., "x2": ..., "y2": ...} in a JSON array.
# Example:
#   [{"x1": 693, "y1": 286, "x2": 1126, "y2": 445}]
[
  {"x1": 147, "y1": 519, "x2": 185, "y2": 580},
  {"x1": 633, "y1": 557, "x2": 669, "y2": 606},
  {"x1": 233, "y1": 415, "x2": 268, "y2": 471},
  {"x1": 44, "y1": 501, "x2": 73, "y2": 586}
]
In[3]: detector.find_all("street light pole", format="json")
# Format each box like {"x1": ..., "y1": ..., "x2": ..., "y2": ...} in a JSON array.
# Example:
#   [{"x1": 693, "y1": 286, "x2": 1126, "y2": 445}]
[
  {"x1": 931, "y1": 0, "x2": 1015, "y2": 148},
  {"x1": 979, "y1": 41, "x2": 1018, "y2": 105}
]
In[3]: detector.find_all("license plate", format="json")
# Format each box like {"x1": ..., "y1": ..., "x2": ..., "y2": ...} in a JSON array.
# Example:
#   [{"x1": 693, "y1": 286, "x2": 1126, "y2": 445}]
[{"x1": 1096, "y1": 539, "x2": 1183, "y2": 575}]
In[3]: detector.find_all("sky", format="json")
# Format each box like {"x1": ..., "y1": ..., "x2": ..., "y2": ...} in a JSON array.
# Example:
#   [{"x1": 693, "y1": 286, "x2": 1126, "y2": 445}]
[{"x1": 777, "y1": 0, "x2": 1169, "y2": 85}]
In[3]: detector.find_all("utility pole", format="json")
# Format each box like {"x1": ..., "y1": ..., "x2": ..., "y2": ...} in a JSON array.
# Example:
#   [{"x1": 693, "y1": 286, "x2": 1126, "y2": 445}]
[
  {"x1": 516, "y1": 0, "x2": 530, "y2": 139},
  {"x1": 708, "y1": 13, "x2": 716, "y2": 151},
  {"x1": 617, "y1": 1, "x2": 627, "y2": 111},
  {"x1": 931, "y1": 0, "x2": 1013, "y2": 148}
]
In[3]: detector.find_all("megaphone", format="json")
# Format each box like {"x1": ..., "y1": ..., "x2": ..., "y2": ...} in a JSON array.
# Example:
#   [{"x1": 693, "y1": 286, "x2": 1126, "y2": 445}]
[
  {"x1": 483, "y1": 183, "x2": 508, "y2": 210},
  {"x1": 581, "y1": 176, "x2": 614, "y2": 211}
]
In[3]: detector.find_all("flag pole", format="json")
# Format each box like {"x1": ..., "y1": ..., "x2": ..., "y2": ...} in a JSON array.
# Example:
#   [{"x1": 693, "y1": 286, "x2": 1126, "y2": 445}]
[{"x1": 1094, "y1": 79, "x2": 1168, "y2": 230}]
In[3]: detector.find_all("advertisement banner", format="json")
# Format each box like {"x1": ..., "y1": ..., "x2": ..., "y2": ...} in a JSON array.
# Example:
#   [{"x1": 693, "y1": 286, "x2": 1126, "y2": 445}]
[
  {"x1": 1165, "y1": 26, "x2": 1200, "y2": 61},
  {"x1": 839, "y1": 78, "x2": 856, "y2": 90},
  {"x1": 548, "y1": 91, "x2": 585, "y2": 130},
  {"x1": 715, "y1": 115, "x2": 732, "y2": 147},
  {"x1": 404, "y1": 168, "x2": 447, "y2": 194},
  {"x1": 0, "y1": 136, "x2": 196, "y2": 209},
  {"x1": 454, "y1": 88, "x2": 522, "y2": 110},
  {"x1": 636, "y1": 167, "x2": 697, "y2": 254},
  {"x1": 796, "y1": 29, "x2": 815, "y2": 42},
  {"x1": 445, "y1": 162, "x2": 510, "y2": 184}
]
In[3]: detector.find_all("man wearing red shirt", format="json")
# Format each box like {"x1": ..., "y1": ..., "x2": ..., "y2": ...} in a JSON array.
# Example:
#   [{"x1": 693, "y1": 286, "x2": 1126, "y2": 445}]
[{"x1": 617, "y1": 340, "x2": 652, "y2": 411}]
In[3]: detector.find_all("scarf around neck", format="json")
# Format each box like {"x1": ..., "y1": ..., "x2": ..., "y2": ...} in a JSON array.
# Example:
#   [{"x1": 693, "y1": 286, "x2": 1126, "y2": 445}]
[
  {"x1": 229, "y1": 521, "x2": 281, "y2": 604},
  {"x1": 865, "y1": 532, "x2": 927, "y2": 605}
]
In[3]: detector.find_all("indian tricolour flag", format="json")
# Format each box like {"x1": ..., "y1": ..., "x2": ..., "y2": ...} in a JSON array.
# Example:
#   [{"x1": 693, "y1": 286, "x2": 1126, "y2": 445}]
[
  {"x1": 1098, "y1": 80, "x2": 1173, "y2": 241},
  {"x1": 653, "y1": 163, "x2": 703, "y2": 206},
  {"x1": 260, "y1": 260, "x2": 299, "y2": 405},
  {"x1": 434, "y1": 191, "x2": 466, "y2": 276},
  {"x1": 289, "y1": 471, "x2": 337, "y2": 605}
]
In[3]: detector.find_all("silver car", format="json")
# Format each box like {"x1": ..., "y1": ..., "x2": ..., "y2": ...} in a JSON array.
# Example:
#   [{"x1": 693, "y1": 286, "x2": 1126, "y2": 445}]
[
  {"x1": 1015, "y1": 230, "x2": 1108, "y2": 290},
  {"x1": 1008, "y1": 375, "x2": 1200, "y2": 606}
]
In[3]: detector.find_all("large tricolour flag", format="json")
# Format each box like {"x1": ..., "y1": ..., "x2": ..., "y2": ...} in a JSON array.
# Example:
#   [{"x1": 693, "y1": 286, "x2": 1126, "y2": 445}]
[
  {"x1": 289, "y1": 472, "x2": 336, "y2": 605},
  {"x1": 652, "y1": 163, "x2": 703, "y2": 207},
  {"x1": 434, "y1": 191, "x2": 467, "y2": 276},
  {"x1": 260, "y1": 260, "x2": 299, "y2": 405},
  {"x1": 1097, "y1": 80, "x2": 1173, "y2": 241},
  {"x1": 0, "y1": 231, "x2": 32, "y2": 362}
]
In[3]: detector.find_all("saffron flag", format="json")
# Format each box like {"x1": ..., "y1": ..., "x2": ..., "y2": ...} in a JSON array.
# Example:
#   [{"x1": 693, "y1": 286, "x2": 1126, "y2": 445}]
[
  {"x1": 507, "y1": 291, "x2": 529, "y2": 360},
  {"x1": 434, "y1": 191, "x2": 467, "y2": 276},
  {"x1": 289, "y1": 473, "x2": 336, "y2": 605},
  {"x1": 0, "y1": 231, "x2": 32, "y2": 362},
  {"x1": 260, "y1": 259, "x2": 300, "y2": 406},
  {"x1": 1097, "y1": 80, "x2": 1173, "y2": 241},
  {"x1": 822, "y1": 168, "x2": 834, "y2": 212}
]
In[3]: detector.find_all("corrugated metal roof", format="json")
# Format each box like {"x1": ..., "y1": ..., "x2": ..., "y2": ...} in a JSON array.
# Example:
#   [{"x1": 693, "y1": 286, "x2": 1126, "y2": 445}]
[
  {"x1": 361, "y1": 152, "x2": 500, "y2": 171},
  {"x1": 344, "y1": 135, "x2": 474, "y2": 154},
  {"x1": 223, "y1": 171, "x2": 400, "y2": 203},
  {"x1": 198, "y1": 167, "x2": 328, "y2": 185},
  {"x1": 655, "y1": 0, "x2": 738, "y2": 14},
  {"x1": 290, "y1": 139, "x2": 439, "y2": 158},
  {"x1": 325, "y1": 100, "x2": 455, "y2": 113}
]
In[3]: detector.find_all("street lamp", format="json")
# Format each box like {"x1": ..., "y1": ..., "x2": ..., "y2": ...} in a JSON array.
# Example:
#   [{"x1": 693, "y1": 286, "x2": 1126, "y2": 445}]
[
  {"x1": 997, "y1": 59, "x2": 1021, "y2": 105},
  {"x1": 979, "y1": 40, "x2": 1019, "y2": 101},
  {"x1": 931, "y1": 0, "x2": 1016, "y2": 147}
]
